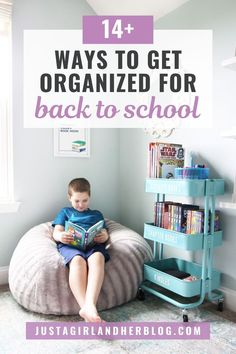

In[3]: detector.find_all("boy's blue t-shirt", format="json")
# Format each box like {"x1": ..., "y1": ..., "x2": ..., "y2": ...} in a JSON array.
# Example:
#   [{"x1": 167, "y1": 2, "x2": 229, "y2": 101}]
[{"x1": 52, "y1": 207, "x2": 105, "y2": 230}]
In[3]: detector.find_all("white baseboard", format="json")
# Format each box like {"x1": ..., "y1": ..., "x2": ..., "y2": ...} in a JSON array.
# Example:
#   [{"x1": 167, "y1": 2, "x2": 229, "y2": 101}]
[
  {"x1": 220, "y1": 286, "x2": 236, "y2": 312},
  {"x1": 0, "y1": 266, "x2": 9, "y2": 285}
]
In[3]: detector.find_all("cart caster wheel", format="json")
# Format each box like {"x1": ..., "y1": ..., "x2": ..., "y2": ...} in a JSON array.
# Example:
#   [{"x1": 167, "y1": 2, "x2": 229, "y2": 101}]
[
  {"x1": 217, "y1": 300, "x2": 224, "y2": 312},
  {"x1": 137, "y1": 288, "x2": 145, "y2": 301},
  {"x1": 183, "y1": 314, "x2": 188, "y2": 322}
]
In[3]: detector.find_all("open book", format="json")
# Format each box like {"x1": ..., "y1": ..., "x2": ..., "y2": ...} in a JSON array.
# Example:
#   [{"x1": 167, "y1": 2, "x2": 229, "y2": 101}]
[{"x1": 65, "y1": 219, "x2": 104, "y2": 250}]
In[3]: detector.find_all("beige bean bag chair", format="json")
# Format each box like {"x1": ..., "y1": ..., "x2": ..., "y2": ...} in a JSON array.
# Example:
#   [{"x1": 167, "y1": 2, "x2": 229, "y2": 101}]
[{"x1": 9, "y1": 220, "x2": 153, "y2": 315}]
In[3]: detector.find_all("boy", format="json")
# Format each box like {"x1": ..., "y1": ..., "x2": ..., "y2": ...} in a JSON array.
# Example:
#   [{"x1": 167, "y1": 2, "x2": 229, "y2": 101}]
[{"x1": 52, "y1": 178, "x2": 110, "y2": 322}]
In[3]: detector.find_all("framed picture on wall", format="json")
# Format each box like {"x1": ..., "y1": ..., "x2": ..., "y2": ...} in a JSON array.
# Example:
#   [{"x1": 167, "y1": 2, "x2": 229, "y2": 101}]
[{"x1": 54, "y1": 127, "x2": 90, "y2": 157}]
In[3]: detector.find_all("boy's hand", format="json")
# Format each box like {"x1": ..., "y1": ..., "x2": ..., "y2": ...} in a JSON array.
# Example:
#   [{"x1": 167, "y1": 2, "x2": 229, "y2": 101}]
[
  {"x1": 59, "y1": 231, "x2": 74, "y2": 245},
  {"x1": 94, "y1": 229, "x2": 109, "y2": 244}
]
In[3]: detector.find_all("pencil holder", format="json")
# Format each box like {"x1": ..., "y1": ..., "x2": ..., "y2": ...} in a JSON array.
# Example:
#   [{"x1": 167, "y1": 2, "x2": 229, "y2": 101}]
[{"x1": 174, "y1": 167, "x2": 209, "y2": 179}]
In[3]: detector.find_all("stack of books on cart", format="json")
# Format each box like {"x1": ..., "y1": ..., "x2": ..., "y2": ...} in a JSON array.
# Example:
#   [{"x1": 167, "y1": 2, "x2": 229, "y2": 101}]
[
  {"x1": 154, "y1": 201, "x2": 220, "y2": 234},
  {"x1": 147, "y1": 142, "x2": 184, "y2": 178}
]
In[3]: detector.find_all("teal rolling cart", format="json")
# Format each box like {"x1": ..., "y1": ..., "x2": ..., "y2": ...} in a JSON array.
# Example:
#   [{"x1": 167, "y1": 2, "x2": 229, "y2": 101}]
[{"x1": 138, "y1": 178, "x2": 225, "y2": 322}]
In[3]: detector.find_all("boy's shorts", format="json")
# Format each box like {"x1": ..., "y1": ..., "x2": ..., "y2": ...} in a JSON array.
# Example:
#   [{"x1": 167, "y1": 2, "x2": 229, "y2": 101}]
[{"x1": 57, "y1": 243, "x2": 110, "y2": 266}]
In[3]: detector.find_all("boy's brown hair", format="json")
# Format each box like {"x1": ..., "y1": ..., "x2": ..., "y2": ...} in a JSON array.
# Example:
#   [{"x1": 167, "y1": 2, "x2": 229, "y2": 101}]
[{"x1": 68, "y1": 178, "x2": 91, "y2": 196}]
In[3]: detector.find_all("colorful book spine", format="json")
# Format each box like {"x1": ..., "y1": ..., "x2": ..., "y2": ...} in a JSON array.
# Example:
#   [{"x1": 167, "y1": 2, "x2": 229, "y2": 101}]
[
  {"x1": 185, "y1": 210, "x2": 220, "y2": 234},
  {"x1": 168, "y1": 204, "x2": 173, "y2": 230},
  {"x1": 84, "y1": 232, "x2": 89, "y2": 248},
  {"x1": 180, "y1": 204, "x2": 200, "y2": 233},
  {"x1": 176, "y1": 205, "x2": 182, "y2": 232},
  {"x1": 153, "y1": 201, "x2": 221, "y2": 235},
  {"x1": 191, "y1": 210, "x2": 204, "y2": 234},
  {"x1": 161, "y1": 202, "x2": 169, "y2": 228},
  {"x1": 207, "y1": 210, "x2": 221, "y2": 233},
  {"x1": 213, "y1": 210, "x2": 220, "y2": 231},
  {"x1": 186, "y1": 210, "x2": 192, "y2": 234}
]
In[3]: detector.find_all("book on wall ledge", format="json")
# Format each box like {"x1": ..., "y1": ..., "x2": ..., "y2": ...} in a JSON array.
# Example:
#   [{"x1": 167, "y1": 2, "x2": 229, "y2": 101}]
[{"x1": 65, "y1": 219, "x2": 104, "y2": 250}]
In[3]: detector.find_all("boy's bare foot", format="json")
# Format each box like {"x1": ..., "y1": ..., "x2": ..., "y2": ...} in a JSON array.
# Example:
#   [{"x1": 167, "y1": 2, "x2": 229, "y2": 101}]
[{"x1": 79, "y1": 304, "x2": 103, "y2": 322}]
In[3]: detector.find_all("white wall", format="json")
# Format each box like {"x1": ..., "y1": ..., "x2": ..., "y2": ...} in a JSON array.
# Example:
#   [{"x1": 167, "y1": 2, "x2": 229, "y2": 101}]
[
  {"x1": 119, "y1": 0, "x2": 236, "y2": 292},
  {"x1": 0, "y1": 0, "x2": 120, "y2": 267}
]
